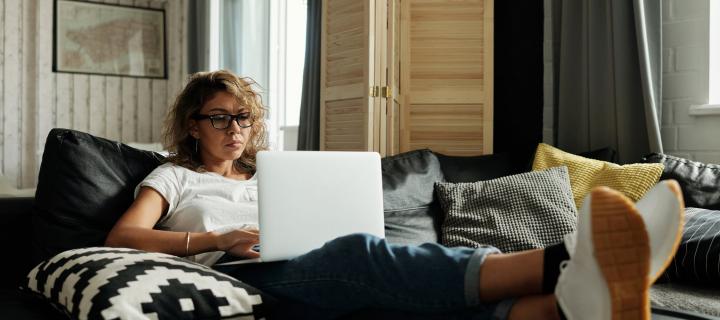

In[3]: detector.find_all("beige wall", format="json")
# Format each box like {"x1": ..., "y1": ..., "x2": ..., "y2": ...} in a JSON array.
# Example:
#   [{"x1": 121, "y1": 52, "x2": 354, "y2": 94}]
[
  {"x1": 661, "y1": 0, "x2": 720, "y2": 164},
  {"x1": 0, "y1": 0, "x2": 188, "y2": 188}
]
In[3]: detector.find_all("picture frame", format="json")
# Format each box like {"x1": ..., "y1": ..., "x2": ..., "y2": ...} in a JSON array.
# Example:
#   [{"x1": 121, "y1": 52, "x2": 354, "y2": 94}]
[{"x1": 53, "y1": 0, "x2": 167, "y2": 78}]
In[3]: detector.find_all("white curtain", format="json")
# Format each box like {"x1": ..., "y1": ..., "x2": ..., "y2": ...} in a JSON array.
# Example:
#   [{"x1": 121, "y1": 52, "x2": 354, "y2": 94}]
[
  {"x1": 187, "y1": 0, "x2": 273, "y2": 146},
  {"x1": 187, "y1": 0, "x2": 270, "y2": 85},
  {"x1": 219, "y1": 0, "x2": 270, "y2": 90}
]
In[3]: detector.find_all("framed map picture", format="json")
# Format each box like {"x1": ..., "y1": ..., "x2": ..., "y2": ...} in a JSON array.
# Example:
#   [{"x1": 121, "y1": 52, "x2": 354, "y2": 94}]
[{"x1": 54, "y1": 0, "x2": 166, "y2": 78}]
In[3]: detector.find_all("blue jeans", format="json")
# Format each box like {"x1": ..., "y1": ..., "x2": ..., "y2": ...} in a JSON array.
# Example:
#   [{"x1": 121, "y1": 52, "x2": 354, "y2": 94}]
[{"x1": 213, "y1": 233, "x2": 515, "y2": 319}]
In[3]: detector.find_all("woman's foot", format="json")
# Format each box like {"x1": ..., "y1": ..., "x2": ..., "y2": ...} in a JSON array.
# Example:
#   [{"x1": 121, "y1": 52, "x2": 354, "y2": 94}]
[{"x1": 555, "y1": 181, "x2": 684, "y2": 320}]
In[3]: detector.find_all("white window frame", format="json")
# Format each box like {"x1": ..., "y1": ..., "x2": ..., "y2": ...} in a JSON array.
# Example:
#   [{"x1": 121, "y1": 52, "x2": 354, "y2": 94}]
[{"x1": 689, "y1": 0, "x2": 720, "y2": 115}]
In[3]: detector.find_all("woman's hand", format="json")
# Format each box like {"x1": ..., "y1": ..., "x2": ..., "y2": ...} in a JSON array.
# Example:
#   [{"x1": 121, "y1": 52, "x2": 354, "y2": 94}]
[{"x1": 215, "y1": 228, "x2": 260, "y2": 258}]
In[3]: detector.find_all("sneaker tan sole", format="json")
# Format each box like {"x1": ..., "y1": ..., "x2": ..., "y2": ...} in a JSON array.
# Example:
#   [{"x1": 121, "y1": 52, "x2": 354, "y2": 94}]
[{"x1": 591, "y1": 187, "x2": 650, "y2": 320}]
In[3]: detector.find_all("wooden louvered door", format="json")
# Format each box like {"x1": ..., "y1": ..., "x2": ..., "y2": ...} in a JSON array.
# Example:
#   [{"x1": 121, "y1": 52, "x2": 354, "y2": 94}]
[
  {"x1": 381, "y1": 0, "x2": 403, "y2": 156},
  {"x1": 321, "y1": 0, "x2": 493, "y2": 156},
  {"x1": 399, "y1": 0, "x2": 493, "y2": 156},
  {"x1": 320, "y1": 0, "x2": 378, "y2": 151}
]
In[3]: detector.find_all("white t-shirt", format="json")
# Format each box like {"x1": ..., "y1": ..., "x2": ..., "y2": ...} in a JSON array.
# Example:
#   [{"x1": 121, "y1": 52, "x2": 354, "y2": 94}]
[{"x1": 135, "y1": 163, "x2": 258, "y2": 266}]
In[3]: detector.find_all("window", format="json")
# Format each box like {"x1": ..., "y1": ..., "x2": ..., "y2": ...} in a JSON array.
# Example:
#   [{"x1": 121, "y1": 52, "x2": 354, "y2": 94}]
[
  {"x1": 209, "y1": 0, "x2": 308, "y2": 150},
  {"x1": 708, "y1": 0, "x2": 720, "y2": 105},
  {"x1": 690, "y1": 0, "x2": 720, "y2": 115}
]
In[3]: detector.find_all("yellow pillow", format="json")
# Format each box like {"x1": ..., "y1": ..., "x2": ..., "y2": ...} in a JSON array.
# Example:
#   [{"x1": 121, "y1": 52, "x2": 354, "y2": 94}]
[{"x1": 532, "y1": 143, "x2": 664, "y2": 208}]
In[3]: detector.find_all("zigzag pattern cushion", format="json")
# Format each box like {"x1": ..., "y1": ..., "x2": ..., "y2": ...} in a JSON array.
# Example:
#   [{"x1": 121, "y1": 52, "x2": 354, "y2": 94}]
[
  {"x1": 23, "y1": 247, "x2": 275, "y2": 320},
  {"x1": 532, "y1": 143, "x2": 663, "y2": 209},
  {"x1": 436, "y1": 166, "x2": 578, "y2": 253}
]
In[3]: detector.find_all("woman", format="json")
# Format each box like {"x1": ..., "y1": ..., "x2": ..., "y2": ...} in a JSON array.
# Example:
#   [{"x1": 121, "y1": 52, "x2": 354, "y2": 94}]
[{"x1": 106, "y1": 70, "x2": 683, "y2": 320}]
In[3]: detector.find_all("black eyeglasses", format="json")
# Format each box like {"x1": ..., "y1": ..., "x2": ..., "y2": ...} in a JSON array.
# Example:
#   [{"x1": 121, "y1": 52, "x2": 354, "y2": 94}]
[{"x1": 191, "y1": 113, "x2": 253, "y2": 129}]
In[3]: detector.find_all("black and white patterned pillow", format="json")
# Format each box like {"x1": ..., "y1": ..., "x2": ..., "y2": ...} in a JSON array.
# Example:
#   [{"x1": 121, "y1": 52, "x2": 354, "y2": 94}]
[
  {"x1": 23, "y1": 247, "x2": 275, "y2": 319},
  {"x1": 436, "y1": 166, "x2": 578, "y2": 252},
  {"x1": 661, "y1": 207, "x2": 720, "y2": 284}
]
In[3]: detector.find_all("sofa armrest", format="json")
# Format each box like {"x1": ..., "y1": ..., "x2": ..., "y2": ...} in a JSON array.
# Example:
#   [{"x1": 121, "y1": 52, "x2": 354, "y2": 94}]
[{"x1": 0, "y1": 197, "x2": 35, "y2": 290}]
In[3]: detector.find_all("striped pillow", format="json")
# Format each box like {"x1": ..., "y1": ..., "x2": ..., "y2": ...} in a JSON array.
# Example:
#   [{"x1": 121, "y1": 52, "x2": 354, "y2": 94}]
[
  {"x1": 23, "y1": 247, "x2": 275, "y2": 319},
  {"x1": 661, "y1": 208, "x2": 720, "y2": 284}
]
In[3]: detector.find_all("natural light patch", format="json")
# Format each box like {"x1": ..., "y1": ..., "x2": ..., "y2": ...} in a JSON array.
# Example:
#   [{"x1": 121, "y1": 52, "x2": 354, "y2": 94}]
[
  {"x1": 208, "y1": 0, "x2": 308, "y2": 149},
  {"x1": 709, "y1": 0, "x2": 720, "y2": 105},
  {"x1": 689, "y1": 0, "x2": 720, "y2": 115}
]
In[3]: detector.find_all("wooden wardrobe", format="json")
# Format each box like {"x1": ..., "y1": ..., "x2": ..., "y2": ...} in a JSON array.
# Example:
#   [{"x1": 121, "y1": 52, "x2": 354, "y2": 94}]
[{"x1": 320, "y1": 0, "x2": 493, "y2": 156}]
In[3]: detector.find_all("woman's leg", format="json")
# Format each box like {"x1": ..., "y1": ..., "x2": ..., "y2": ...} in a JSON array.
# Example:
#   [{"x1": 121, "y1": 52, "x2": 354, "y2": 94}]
[
  {"x1": 479, "y1": 249, "x2": 544, "y2": 302},
  {"x1": 507, "y1": 295, "x2": 560, "y2": 320},
  {"x1": 214, "y1": 233, "x2": 508, "y2": 318}
]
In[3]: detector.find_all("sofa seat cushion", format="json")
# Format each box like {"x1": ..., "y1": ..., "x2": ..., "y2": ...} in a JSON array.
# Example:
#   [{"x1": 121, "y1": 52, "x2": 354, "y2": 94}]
[
  {"x1": 643, "y1": 153, "x2": 720, "y2": 210},
  {"x1": 436, "y1": 166, "x2": 577, "y2": 252},
  {"x1": 32, "y1": 129, "x2": 165, "y2": 264},
  {"x1": 23, "y1": 247, "x2": 276, "y2": 319},
  {"x1": 0, "y1": 288, "x2": 64, "y2": 320},
  {"x1": 0, "y1": 197, "x2": 36, "y2": 290},
  {"x1": 381, "y1": 149, "x2": 445, "y2": 245},
  {"x1": 661, "y1": 207, "x2": 720, "y2": 285},
  {"x1": 533, "y1": 143, "x2": 664, "y2": 208}
]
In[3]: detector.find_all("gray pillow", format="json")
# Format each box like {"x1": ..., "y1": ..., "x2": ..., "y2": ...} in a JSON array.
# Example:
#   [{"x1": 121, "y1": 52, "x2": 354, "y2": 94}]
[
  {"x1": 382, "y1": 149, "x2": 445, "y2": 245},
  {"x1": 435, "y1": 166, "x2": 577, "y2": 253}
]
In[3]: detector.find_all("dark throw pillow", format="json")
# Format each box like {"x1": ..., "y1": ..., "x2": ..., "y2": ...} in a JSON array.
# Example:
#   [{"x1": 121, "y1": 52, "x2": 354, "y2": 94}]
[
  {"x1": 661, "y1": 208, "x2": 720, "y2": 285},
  {"x1": 643, "y1": 153, "x2": 720, "y2": 210},
  {"x1": 24, "y1": 247, "x2": 275, "y2": 319},
  {"x1": 32, "y1": 129, "x2": 165, "y2": 264},
  {"x1": 382, "y1": 149, "x2": 445, "y2": 245},
  {"x1": 436, "y1": 166, "x2": 577, "y2": 253},
  {"x1": 434, "y1": 147, "x2": 536, "y2": 183}
]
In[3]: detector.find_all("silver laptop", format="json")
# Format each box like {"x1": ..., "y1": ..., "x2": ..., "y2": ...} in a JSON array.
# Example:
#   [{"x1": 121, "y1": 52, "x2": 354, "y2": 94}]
[{"x1": 215, "y1": 151, "x2": 385, "y2": 265}]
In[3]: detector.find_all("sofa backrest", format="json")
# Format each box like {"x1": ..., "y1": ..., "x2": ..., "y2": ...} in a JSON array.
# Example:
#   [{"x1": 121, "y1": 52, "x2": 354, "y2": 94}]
[
  {"x1": 34, "y1": 129, "x2": 626, "y2": 263},
  {"x1": 643, "y1": 153, "x2": 720, "y2": 210},
  {"x1": 32, "y1": 129, "x2": 164, "y2": 264}
]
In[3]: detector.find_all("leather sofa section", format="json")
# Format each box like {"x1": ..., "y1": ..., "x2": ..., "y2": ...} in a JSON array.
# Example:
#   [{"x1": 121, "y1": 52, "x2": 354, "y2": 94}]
[
  {"x1": 643, "y1": 153, "x2": 720, "y2": 210},
  {"x1": 436, "y1": 150, "x2": 535, "y2": 183},
  {"x1": 0, "y1": 197, "x2": 35, "y2": 290},
  {"x1": 32, "y1": 129, "x2": 164, "y2": 265}
]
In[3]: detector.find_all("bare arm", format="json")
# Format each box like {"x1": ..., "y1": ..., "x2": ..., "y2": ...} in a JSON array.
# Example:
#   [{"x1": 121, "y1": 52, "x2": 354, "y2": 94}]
[{"x1": 105, "y1": 187, "x2": 259, "y2": 258}]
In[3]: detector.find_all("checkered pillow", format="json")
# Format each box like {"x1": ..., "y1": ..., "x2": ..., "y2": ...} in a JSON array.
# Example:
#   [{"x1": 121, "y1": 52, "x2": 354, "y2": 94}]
[
  {"x1": 436, "y1": 166, "x2": 578, "y2": 252},
  {"x1": 23, "y1": 247, "x2": 275, "y2": 319}
]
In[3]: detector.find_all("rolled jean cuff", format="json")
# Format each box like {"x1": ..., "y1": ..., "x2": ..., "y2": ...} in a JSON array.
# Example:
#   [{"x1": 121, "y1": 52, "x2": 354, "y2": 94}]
[{"x1": 464, "y1": 245, "x2": 502, "y2": 306}]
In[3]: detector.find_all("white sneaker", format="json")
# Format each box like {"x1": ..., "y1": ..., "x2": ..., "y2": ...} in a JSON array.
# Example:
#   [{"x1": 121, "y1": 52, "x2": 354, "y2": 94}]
[
  {"x1": 556, "y1": 186, "x2": 651, "y2": 320},
  {"x1": 560, "y1": 181, "x2": 686, "y2": 283},
  {"x1": 635, "y1": 180, "x2": 685, "y2": 282}
]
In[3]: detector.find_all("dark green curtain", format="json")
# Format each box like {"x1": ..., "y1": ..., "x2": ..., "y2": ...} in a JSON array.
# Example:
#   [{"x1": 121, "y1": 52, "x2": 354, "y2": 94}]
[{"x1": 297, "y1": 0, "x2": 322, "y2": 150}]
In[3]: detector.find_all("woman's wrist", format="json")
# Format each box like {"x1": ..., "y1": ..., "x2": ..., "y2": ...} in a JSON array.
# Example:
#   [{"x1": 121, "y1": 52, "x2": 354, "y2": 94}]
[
  {"x1": 184, "y1": 232, "x2": 190, "y2": 256},
  {"x1": 186, "y1": 231, "x2": 222, "y2": 255}
]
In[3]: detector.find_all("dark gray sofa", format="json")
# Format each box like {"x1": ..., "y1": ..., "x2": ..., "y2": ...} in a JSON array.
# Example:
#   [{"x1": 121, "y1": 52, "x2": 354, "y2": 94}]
[{"x1": 0, "y1": 128, "x2": 717, "y2": 319}]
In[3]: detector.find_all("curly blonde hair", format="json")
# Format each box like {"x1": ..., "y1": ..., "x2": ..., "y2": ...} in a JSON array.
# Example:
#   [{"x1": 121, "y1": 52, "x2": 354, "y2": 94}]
[{"x1": 162, "y1": 70, "x2": 268, "y2": 173}]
